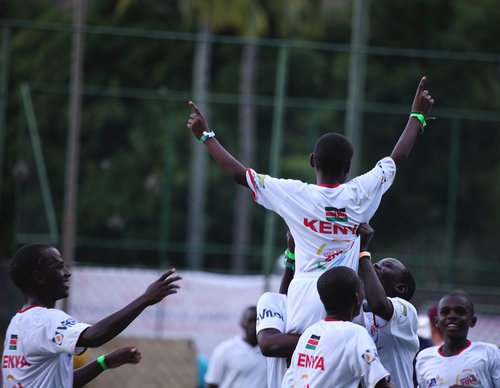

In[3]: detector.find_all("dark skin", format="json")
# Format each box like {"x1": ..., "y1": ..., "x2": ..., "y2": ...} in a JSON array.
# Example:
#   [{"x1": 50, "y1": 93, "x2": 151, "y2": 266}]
[
  {"x1": 357, "y1": 223, "x2": 411, "y2": 321},
  {"x1": 206, "y1": 307, "x2": 260, "y2": 388},
  {"x1": 323, "y1": 278, "x2": 394, "y2": 388},
  {"x1": 186, "y1": 76, "x2": 434, "y2": 186},
  {"x1": 433, "y1": 293, "x2": 477, "y2": 388},
  {"x1": 24, "y1": 246, "x2": 181, "y2": 387},
  {"x1": 258, "y1": 232, "x2": 299, "y2": 359}
]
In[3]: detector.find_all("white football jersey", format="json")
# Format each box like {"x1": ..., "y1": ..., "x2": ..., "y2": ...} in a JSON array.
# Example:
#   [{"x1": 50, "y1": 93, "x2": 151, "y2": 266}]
[
  {"x1": 2, "y1": 306, "x2": 90, "y2": 388},
  {"x1": 256, "y1": 292, "x2": 288, "y2": 388},
  {"x1": 205, "y1": 336, "x2": 267, "y2": 388},
  {"x1": 416, "y1": 341, "x2": 500, "y2": 388},
  {"x1": 355, "y1": 297, "x2": 419, "y2": 388},
  {"x1": 283, "y1": 318, "x2": 390, "y2": 388},
  {"x1": 246, "y1": 157, "x2": 395, "y2": 274}
]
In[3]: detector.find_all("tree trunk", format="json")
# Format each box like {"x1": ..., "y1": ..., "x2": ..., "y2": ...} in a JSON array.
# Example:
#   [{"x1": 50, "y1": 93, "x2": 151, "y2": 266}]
[
  {"x1": 232, "y1": 42, "x2": 258, "y2": 273},
  {"x1": 187, "y1": 24, "x2": 212, "y2": 269}
]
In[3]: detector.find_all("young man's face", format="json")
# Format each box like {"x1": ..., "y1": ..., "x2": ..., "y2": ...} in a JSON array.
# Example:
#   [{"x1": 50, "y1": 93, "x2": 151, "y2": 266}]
[
  {"x1": 373, "y1": 258, "x2": 406, "y2": 297},
  {"x1": 435, "y1": 294, "x2": 476, "y2": 341},
  {"x1": 240, "y1": 308, "x2": 257, "y2": 343},
  {"x1": 42, "y1": 247, "x2": 72, "y2": 300}
]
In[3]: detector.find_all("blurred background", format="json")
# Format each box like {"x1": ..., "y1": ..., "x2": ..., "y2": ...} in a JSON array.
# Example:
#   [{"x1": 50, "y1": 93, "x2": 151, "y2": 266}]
[{"x1": 1, "y1": 0, "x2": 499, "y2": 386}]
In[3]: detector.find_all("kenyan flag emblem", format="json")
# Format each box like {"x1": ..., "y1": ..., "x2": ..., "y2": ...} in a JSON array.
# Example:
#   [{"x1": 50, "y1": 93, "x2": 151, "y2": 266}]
[
  {"x1": 325, "y1": 207, "x2": 347, "y2": 222},
  {"x1": 305, "y1": 334, "x2": 321, "y2": 350}
]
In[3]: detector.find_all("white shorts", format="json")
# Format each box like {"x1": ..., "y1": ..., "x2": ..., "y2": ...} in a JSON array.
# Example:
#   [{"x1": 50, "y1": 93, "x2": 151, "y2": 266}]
[{"x1": 285, "y1": 272, "x2": 325, "y2": 334}]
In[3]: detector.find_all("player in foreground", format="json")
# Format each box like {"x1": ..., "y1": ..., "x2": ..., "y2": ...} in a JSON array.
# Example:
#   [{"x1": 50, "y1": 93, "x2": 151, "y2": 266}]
[
  {"x1": 2, "y1": 243, "x2": 181, "y2": 387},
  {"x1": 186, "y1": 76, "x2": 435, "y2": 336},
  {"x1": 415, "y1": 290, "x2": 500, "y2": 387},
  {"x1": 356, "y1": 223, "x2": 419, "y2": 388},
  {"x1": 283, "y1": 266, "x2": 394, "y2": 387}
]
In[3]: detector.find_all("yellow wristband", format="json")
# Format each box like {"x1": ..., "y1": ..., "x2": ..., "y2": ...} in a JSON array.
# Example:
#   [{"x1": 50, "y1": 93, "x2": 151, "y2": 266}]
[{"x1": 359, "y1": 251, "x2": 371, "y2": 260}]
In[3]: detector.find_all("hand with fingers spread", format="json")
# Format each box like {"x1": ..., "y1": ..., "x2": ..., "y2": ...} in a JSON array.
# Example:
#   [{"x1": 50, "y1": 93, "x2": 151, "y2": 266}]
[
  {"x1": 187, "y1": 101, "x2": 210, "y2": 140},
  {"x1": 104, "y1": 346, "x2": 142, "y2": 369},
  {"x1": 411, "y1": 76, "x2": 435, "y2": 116},
  {"x1": 142, "y1": 269, "x2": 182, "y2": 305}
]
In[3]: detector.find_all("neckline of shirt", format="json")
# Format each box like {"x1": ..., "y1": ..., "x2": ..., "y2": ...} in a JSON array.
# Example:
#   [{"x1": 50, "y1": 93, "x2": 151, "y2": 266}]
[{"x1": 438, "y1": 339, "x2": 472, "y2": 357}]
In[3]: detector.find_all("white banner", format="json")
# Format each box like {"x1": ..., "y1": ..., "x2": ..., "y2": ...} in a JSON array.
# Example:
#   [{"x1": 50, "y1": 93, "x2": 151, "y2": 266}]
[{"x1": 68, "y1": 266, "x2": 281, "y2": 358}]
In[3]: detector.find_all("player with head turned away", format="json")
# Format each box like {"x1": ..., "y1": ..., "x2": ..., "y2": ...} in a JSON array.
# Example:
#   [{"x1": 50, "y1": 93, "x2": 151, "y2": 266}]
[
  {"x1": 283, "y1": 266, "x2": 394, "y2": 388},
  {"x1": 1, "y1": 243, "x2": 181, "y2": 388},
  {"x1": 187, "y1": 76, "x2": 435, "y2": 335},
  {"x1": 415, "y1": 290, "x2": 500, "y2": 388},
  {"x1": 356, "y1": 222, "x2": 419, "y2": 388}
]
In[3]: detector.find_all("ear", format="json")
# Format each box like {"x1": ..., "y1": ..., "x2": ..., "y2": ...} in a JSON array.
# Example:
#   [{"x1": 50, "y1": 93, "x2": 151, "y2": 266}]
[
  {"x1": 32, "y1": 269, "x2": 46, "y2": 286},
  {"x1": 344, "y1": 159, "x2": 351, "y2": 174},
  {"x1": 433, "y1": 315, "x2": 439, "y2": 328},
  {"x1": 394, "y1": 282, "x2": 408, "y2": 296},
  {"x1": 309, "y1": 153, "x2": 315, "y2": 168},
  {"x1": 470, "y1": 316, "x2": 477, "y2": 328}
]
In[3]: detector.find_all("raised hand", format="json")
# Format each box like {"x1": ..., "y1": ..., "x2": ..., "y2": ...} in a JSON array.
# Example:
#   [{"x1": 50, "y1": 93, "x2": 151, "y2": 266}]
[
  {"x1": 187, "y1": 101, "x2": 209, "y2": 140},
  {"x1": 104, "y1": 346, "x2": 142, "y2": 369},
  {"x1": 411, "y1": 76, "x2": 435, "y2": 116},
  {"x1": 357, "y1": 223, "x2": 374, "y2": 252},
  {"x1": 142, "y1": 269, "x2": 182, "y2": 305}
]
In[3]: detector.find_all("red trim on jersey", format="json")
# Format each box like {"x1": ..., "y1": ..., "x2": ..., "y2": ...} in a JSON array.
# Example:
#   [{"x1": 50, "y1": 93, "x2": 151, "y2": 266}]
[
  {"x1": 324, "y1": 317, "x2": 341, "y2": 322},
  {"x1": 246, "y1": 167, "x2": 258, "y2": 201},
  {"x1": 318, "y1": 183, "x2": 341, "y2": 188},
  {"x1": 438, "y1": 340, "x2": 472, "y2": 357},
  {"x1": 18, "y1": 305, "x2": 46, "y2": 313}
]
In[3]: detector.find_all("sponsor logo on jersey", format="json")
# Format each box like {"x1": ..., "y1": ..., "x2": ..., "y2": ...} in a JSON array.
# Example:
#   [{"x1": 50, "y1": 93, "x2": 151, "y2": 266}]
[
  {"x1": 2, "y1": 355, "x2": 32, "y2": 369},
  {"x1": 257, "y1": 308, "x2": 284, "y2": 324},
  {"x1": 57, "y1": 318, "x2": 78, "y2": 331},
  {"x1": 305, "y1": 334, "x2": 320, "y2": 350},
  {"x1": 426, "y1": 376, "x2": 443, "y2": 387},
  {"x1": 361, "y1": 348, "x2": 379, "y2": 364},
  {"x1": 303, "y1": 218, "x2": 358, "y2": 236},
  {"x1": 456, "y1": 369, "x2": 481, "y2": 386},
  {"x1": 325, "y1": 207, "x2": 348, "y2": 222},
  {"x1": 52, "y1": 331, "x2": 64, "y2": 346},
  {"x1": 9, "y1": 334, "x2": 18, "y2": 350},
  {"x1": 297, "y1": 353, "x2": 325, "y2": 371}
]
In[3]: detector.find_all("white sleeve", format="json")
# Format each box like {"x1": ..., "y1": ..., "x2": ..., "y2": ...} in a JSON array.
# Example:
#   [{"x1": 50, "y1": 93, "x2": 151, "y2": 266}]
[
  {"x1": 387, "y1": 298, "x2": 418, "y2": 337},
  {"x1": 489, "y1": 345, "x2": 500, "y2": 386},
  {"x1": 204, "y1": 342, "x2": 227, "y2": 385},
  {"x1": 28, "y1": 309, "x2": 90, "y2": 356},
  {"x1": 354, "y1": 329, "x2": 391, "y2": 388},
  {"x1": 246, "y1": 168, "x2": 304, "y2": 213},
  {"x1": 256, "y1": 292, "x2": 286, "y2": 334},
  {"x1": 349, "y1": 157, "x2": 396, "y2": 221},
  {"x1": 414, "y1": 352, "x2": 427, "y2": 388}
]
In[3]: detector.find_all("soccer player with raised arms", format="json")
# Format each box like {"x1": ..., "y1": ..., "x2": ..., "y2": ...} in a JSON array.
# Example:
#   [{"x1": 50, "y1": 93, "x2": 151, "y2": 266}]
[{"x1": 186, "y1": 76, "x2": 434, "y2": 335}]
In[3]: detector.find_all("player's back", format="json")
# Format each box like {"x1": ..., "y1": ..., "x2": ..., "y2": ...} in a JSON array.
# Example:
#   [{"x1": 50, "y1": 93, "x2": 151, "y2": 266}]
[{"x1": 284, "y1": 319, "x2": 390, "y2": 388}]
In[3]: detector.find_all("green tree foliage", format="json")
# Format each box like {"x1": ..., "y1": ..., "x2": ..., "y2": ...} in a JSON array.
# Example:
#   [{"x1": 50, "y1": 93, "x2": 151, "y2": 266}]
[{"x1": 1, "y1": 0, "x2": 499, "y2": 290}]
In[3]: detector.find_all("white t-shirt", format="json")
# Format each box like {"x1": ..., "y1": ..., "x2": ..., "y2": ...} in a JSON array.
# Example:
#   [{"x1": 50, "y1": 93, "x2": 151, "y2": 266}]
[
  {"x1": 283, "y1": 318, "x2": 390, "y2": 388},
  {"x1": 247, "y1": 157, "x2": 396, "y2": 334},
  {"x1": 416, "y1": 341, "x2": 500, "y2": 388},
  {"x1": 2, "y1": 305, "x2": 90, "y2": 388},
  {"x1": 246, "y1": 157, "x2": 396, "y2": 274},
  {"x1": 256, "y1": 292, "x2": 288, "y2": 388},
  {"x1": 354, "y1": 297, "x2": 419, "y2": 388},
  {"x1": 205, "y1": 336, "x2": 267, "y2": 388}
]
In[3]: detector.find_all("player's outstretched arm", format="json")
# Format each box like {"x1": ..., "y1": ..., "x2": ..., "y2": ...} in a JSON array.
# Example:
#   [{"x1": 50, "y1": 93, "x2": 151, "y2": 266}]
[
  {"x1": 375, "y1": 377, "x2": 395, "y2": 388},
  {"x1": 390, "y1": 76, "x2": 435, "y2": 169},
  {"x1": 77, "y1": 269, "x2": 181, "y2": 348},
  {"x1": 357, "y1": 223, "x2": 394, "y2": 321},
  {"x1": 279, "y1": 231, "x2": 295, "y2": 295},
  {"x1": 73, "y1": 346, "x2": 141, "y2": 388},
  {"x1": 258, "y1": 329, "x2": 300, "y2": 358},
  {"x1": 187, "y1": 101, "x2": 247, "y2": 186}
]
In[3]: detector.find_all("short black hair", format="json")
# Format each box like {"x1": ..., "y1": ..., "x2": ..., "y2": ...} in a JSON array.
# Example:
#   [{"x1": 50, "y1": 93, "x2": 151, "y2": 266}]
[
  {"x1": 440, "y1": 290, "x2": 475, "y2": 316},
  {"x1": 317, "y1": 266, "x2": 360, "y2": 313},
  {"x1": 399, "y1": 267, "x2": 416, "y2": 301},
  {"x1": 10, "y1": 243, "x2": 55, "y2": 293},
  {"x1": 312, "y1": 133, "x2": 353, "y2": 176}
]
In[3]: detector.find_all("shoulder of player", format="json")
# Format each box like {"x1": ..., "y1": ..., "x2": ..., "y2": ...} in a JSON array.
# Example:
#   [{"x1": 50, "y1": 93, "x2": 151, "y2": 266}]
[
  {"x1": 416, "y1": 345, "x2": 440, "y2": 361},
  {"x1": 390, "y1": 297, "x2": 418, "y2": 317}
]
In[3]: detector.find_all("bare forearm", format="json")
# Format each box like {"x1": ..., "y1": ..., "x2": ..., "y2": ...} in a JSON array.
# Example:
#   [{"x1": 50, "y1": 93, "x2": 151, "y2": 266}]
[
  {"x1": 389, "y1": 117, "x2": 421, "y2": 169},
  {"x1": 358, "y1": 257, "x2": 392, "y2": 320},
  {"x1": 204, "y1": 138, "x2": 247, "y2": 186},
  {"x1": 78, "y1": 296, "x2": 148, "y2": 347},
  {"x1": 258, "y1": 332, "x2": 300, "y2": 358},
  {"x1": 73, "y1": 360, "x2": 103, "y2": 388}
]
